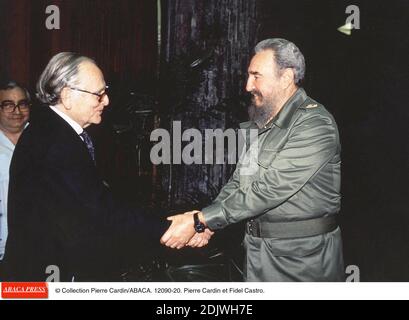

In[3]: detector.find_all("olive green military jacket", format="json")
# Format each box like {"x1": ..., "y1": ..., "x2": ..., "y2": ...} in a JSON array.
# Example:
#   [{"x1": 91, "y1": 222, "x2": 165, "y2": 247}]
[{"x1": 202, "y1": 88, "x2": 344, "y2": 281}]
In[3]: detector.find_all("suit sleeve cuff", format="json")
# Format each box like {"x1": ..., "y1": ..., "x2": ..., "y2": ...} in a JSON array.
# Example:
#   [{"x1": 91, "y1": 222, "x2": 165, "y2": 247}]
[{"x1": 201, "y1": 202, "x2": 229, "y2": 230}]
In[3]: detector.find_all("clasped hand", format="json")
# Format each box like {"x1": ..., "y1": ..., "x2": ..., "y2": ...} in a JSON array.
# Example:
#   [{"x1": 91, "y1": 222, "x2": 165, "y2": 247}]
[{"x1": 160, "y1": 210, "x2": 214, "y2": 249}]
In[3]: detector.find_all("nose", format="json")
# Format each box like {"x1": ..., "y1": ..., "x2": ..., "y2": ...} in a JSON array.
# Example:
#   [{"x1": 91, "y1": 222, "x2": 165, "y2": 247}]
[
  {"x1": 14, "y1": 106, "x2": 23, "y2": 114},
  {"x1": 246, "y1": 76, "x2": 254, "y2": 92},
  {"x1": 102, "y1": 93, "x2": 109, "y2": 106}
]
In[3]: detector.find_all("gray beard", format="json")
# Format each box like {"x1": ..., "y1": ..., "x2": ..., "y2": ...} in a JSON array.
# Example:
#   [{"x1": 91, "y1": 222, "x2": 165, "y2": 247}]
[{"x1": 248, "y1": 97, "x2": 277, "y2": 128}]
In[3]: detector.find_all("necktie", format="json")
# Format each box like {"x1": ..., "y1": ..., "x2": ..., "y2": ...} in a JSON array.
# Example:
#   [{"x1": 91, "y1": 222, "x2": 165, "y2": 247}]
[{"x1": 79, "y1": 131, "x2": 95, "y2": 163}]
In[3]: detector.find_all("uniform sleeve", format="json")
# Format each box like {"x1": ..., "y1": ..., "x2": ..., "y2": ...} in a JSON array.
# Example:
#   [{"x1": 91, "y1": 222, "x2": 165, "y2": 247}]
[
  {"x1": 202, "y1": 112, "x2": 338, "y2": 230},
  {"x1": 213, "y1": 168, "x2": 241, "y2": 203}
]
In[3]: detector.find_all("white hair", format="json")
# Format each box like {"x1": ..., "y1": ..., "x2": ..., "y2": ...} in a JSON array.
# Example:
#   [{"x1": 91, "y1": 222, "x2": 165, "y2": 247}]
[{"x1": 36, "y1": 52, "x2": 96, "y2": 104}]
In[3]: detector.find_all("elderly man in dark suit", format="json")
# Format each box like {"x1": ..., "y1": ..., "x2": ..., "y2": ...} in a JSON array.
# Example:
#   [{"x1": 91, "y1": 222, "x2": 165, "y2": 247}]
[{"x1": 2, "y1": 53, "x2": 177, "y2": 281}]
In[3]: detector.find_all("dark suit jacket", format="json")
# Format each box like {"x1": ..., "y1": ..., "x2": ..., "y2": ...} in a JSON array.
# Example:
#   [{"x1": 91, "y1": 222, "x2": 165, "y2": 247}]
[{"x1": 2, "y1": 106, "x2": 168, "y2": 281}]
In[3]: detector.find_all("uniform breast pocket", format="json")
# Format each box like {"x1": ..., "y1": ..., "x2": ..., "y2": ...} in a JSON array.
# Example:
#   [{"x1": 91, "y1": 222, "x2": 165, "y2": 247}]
[{"x1": 257, "y1": 149, "x2": 279, "y2": 169}]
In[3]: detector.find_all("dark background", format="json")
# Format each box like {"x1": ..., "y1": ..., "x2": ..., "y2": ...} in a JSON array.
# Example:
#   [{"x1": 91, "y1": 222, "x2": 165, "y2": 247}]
[{"x1": 0, "y1": 0, "x2": 408, "y2": 281}]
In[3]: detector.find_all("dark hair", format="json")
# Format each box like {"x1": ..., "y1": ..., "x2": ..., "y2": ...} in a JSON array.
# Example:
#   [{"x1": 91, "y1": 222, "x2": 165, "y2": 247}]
[
  {"x1": 254, "y1": 38, "x2": 306, "y2": 86},
  {"x1": 0, "y1": 80, "x2": 31, "y2": 101}
]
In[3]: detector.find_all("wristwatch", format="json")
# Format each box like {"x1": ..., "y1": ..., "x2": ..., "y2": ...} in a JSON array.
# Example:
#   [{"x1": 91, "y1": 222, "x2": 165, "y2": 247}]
[{"x1": 193, "y1": 212, "x2": 206, "y2": 233}]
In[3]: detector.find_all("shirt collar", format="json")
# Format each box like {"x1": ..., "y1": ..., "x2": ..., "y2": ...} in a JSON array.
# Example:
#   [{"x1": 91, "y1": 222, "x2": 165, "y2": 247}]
[
  {"x1": 0, "y1": 130, "x2": 15, "y2": 150},
  {"x1": 0, "y1": 122, "x2": 29, "y2": 149},
  {"x1": 49, "y1": 106, "x2": 84, "y2": 135}
]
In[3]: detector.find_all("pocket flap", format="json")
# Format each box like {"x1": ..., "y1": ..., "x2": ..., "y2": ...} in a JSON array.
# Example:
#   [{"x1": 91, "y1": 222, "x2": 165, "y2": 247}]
[{"x1": 257, "y1": 149, "x2": 278, "y2": 169}]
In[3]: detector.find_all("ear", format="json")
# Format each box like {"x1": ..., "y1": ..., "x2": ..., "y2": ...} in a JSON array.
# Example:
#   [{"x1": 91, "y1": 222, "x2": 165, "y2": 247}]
[
  {"x1": 281, "y1": 68, "x2": 295, "y2": 89},
  {"x1": 60, "y1": 87, "x2": 72, "y2": 110}
]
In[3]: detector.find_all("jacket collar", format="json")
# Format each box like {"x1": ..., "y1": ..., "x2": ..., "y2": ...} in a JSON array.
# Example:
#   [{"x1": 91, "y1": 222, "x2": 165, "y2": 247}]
[
  {"x1": 271, "y1": 87, "x2": 307, "y2": 129},
  {"x1": 240, "y1": 88, "x2": 308, "y2": 132},
  {"x1": 49, "y1": 106, "x2": 84, "y2": 135}
]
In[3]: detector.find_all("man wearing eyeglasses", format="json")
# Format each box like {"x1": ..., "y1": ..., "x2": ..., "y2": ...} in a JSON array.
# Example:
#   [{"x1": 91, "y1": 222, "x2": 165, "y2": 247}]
[
  {"x1": 2, "y1": 53, "x2": 177, "y2": 281},
  {"x1": 0, "y1": 80, "x2": 30, "y2": 277}
]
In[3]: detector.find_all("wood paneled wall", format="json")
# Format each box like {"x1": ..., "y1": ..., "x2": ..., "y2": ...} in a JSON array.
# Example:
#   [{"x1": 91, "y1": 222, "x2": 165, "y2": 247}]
[{"x1": 0, "y1": 0, "x2": 158, "y2": 91}]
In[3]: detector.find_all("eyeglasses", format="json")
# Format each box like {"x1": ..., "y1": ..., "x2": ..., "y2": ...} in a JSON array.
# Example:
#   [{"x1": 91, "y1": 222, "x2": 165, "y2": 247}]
[
  {"x1": 0, "y1": 100, "x2": 31, "y2": 113},
  {"x1": 69, "y1": 86, "x2": 109, "y2": 103}
]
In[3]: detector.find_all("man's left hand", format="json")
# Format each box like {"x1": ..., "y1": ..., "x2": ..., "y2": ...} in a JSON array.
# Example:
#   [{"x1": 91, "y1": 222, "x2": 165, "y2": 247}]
[
  {"x1": 186, "y1": 229, "x2": 214, "y2": 248},
  {"x1": 160, "y1": 211, "x2": 198, "y2": 249}
]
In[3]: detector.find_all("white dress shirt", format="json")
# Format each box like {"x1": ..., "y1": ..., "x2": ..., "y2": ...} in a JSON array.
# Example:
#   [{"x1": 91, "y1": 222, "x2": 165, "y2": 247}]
[{"x1": 0, "y1": 131, "x2": 15, "y2": 260}]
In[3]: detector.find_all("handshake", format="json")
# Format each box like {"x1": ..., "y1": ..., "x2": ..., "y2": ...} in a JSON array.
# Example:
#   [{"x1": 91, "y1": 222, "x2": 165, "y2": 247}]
[{"x1": 160, "y1": 210, "x2": 214, "y2": 249}]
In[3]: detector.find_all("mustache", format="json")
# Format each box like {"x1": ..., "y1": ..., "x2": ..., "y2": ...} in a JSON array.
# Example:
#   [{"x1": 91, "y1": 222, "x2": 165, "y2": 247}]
[
  {"x1": 8, "y1": 116, "x2": 26, "y2": 119},
  {"x1": 250, "y1": 90, "x2": 262, "y2": 98}
]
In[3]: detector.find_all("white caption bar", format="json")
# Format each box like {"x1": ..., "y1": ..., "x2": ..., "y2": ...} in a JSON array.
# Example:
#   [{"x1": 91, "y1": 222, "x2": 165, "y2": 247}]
[{"x1": 47, "y1": 282, "x2": 409, "y2": 300}]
